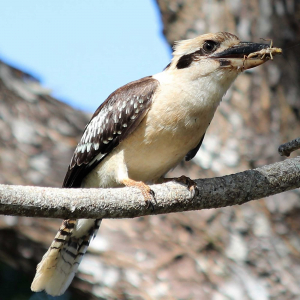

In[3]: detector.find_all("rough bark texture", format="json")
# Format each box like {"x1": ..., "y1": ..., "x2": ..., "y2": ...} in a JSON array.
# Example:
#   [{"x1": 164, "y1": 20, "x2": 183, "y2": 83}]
[{"x1": 278, "y1": 137, "x2": 300, "y2": 157}]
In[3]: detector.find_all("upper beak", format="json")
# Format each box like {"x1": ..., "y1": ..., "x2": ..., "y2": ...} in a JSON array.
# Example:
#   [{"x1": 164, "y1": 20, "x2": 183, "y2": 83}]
[{"x1": 210, "y1": 42, "x2": 282, "y2": 70}]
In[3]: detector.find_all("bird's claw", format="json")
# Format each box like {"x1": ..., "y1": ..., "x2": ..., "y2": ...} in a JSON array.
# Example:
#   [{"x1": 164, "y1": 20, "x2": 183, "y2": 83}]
[
  {"x1": 175, "y1": 175, "x2": 199, "y2": 198},
  {"x1": 122, "y1": 178, "x2": 156, "y2": 212},
  {"x1": 163, "y1": 175, "x2": 198, "y2": 198},
  {"x1": 145, "y1": 189, "x2": 156, "y2": 212}
]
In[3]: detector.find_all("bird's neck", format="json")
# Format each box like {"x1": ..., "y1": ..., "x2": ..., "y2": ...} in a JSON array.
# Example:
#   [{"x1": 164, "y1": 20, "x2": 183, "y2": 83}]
[{"x1": 153, "y1": 68, "x2": 237, "y2": 115}]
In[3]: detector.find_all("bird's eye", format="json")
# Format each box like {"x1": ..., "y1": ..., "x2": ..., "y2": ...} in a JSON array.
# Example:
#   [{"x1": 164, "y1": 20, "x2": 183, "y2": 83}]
[{"x1": 203, "y1": 40, "x2": 218, "y2": 53}]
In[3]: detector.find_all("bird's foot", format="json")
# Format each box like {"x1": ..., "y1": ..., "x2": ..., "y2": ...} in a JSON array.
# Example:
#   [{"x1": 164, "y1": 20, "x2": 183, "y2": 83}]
[
  {"x1": 164, "y1": 175, "x2": 198, "y2": 198},
  {"x1": 122, "y1": 178, "x2": 156, "y2": 211}
]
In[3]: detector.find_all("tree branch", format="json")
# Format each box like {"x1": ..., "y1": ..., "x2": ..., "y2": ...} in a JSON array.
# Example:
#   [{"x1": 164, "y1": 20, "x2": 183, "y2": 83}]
[
  {"x1": 0, "y1": 156, "x2": 299, "y2": 219},
  {"x1": 278, "y1": 137, "x2": 300, "y2": 157}
]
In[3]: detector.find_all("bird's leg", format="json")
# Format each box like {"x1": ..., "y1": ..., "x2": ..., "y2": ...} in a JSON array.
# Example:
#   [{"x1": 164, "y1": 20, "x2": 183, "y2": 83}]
[
  {"x1": 162, "y1": 175, "x2": 198, "y2": 198},
  {"x1": 121, "y1": 178, "x2": 156, "y2": 210}
]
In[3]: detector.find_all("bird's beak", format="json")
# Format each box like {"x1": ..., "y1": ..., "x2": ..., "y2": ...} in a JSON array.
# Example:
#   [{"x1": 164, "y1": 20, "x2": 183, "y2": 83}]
[{"x1": 210, "y1": 42, "x2": 282, "y2": 70}]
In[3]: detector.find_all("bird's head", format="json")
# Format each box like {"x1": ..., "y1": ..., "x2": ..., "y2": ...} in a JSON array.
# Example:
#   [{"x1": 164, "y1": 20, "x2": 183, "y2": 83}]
[{"x1": 168, "y1": 32, "x2": 282, "y2": 82}]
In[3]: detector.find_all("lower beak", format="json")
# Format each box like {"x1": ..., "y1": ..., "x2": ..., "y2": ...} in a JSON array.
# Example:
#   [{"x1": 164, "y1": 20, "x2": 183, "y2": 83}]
[{"x1": 210, "y1": 42, "x2": 282, "y2": 70}]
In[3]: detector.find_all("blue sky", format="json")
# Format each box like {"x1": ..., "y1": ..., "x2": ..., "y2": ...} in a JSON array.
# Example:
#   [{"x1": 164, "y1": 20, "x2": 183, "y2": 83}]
[{"x1": 0, "y1": 0, "x2": 171, "y2": 112}]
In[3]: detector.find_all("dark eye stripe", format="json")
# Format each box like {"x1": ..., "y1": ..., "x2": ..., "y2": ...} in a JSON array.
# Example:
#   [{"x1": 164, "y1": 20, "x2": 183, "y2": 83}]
[
  {"x1": 176, "y1": 53, "x2": 194, "y2": 69},
  {"x1": 176, "y1": 41, "x2": 219, "y2": 70},
  {"x1": 176, "y1": 49, "x2": 205, "y2": 69}
]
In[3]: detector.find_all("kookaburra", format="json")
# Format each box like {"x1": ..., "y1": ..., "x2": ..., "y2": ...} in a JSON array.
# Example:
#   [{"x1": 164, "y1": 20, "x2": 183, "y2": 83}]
[{"x1": 31, "y1": 32, "x2": 281, "y2": 296}]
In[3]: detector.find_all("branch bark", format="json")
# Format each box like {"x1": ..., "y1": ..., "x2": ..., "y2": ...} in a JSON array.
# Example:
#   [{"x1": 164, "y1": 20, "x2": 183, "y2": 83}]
[
  {"x1": 278, "y1": 137, "x2": 300, "y2": 157},
  {"x1": 0, "y1": 156, "x2": 299, "y2": 219}
]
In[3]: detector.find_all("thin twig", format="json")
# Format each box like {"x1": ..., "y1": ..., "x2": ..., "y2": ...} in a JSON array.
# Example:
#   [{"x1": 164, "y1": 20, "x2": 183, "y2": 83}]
[{"x1": 278, "y1": 137, "x2": 300, "y2": 157}]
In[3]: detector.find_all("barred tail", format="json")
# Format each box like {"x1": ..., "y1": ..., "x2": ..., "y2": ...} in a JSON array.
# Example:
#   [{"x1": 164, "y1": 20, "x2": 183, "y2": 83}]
[{"x1": 31, "y1": 218, "x2": 101, "y2": 296}]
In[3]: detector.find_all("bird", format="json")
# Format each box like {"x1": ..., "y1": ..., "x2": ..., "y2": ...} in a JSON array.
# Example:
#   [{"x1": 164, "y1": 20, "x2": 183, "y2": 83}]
[{"x1": 31, "y1": 32, "x2": 281, "y2": 296}]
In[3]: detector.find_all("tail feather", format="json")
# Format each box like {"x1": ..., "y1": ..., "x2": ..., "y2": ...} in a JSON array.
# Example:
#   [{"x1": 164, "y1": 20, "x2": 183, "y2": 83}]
[{"x1": 31, "y1": 218, "x2": 101, "y2": 296}]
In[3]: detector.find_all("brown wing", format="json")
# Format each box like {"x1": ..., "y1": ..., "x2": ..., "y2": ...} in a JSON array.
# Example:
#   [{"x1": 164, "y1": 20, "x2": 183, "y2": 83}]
[{"x1": 63, "y1": 76, "x2": 159, "y2": 188}]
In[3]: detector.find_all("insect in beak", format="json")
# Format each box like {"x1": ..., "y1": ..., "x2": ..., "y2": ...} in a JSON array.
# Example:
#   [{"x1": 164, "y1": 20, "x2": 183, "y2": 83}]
[{"x1": 210, "y1": 39, "x2": 282, "y2": 70}]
